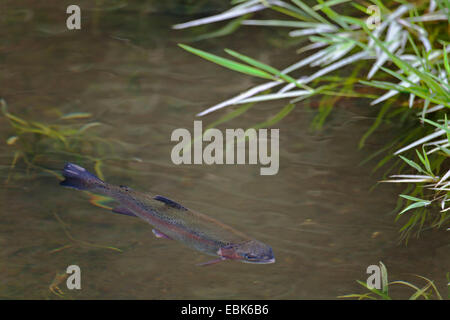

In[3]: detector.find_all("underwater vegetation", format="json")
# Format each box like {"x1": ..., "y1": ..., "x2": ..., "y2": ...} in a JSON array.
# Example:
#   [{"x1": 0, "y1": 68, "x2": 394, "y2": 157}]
[
  {"x1": 1, "y1": 99, "x2": 107, "y2": 181},
  {"x1": 0, "y1": 98, "x2": 145, "y2": 184}
]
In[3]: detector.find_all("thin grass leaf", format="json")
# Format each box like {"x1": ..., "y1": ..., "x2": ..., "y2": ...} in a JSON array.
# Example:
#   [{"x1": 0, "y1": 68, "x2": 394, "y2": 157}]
[
  {"x1": 395, "y1": 129, "x2": 446, "y2": 154},
  {"x1": 280, "y1": 51, "x2": 369, "y2": 93},
  {"x1": 398, "y1": 155, "x2": 426, "y2": 174},
  {"x1": 178, "y1": 44, "x2": 275, "y2": 80},
  {"x1": 197, "y1": 81, "x2": 280, "y2": 116},
  {"x1": 380, "y1": 262, "x2": 389, "y2": 296},
  {"x1": 381, "y1": 178, "x2": 434, "y2": 183},
  {"x1": 415, "y1": 149, "x2": 431, "y2": 174},
  {"x1": 280, "y1": 46, "x2": 331, "y2": 75},
  {"x1": 338, "y1": 293, "x2": 377, "y2": 300},
  {"x1": 314, "y1": 0, "x2": 349, "y2": 29},
  {"x1": 313, "y1": 0, "x2": 351, "y2": 11},
  {"x1": 3, "y1": 111, "x2": 29, "y2": 126},
  {"x1": 238, "y1": 90, "x2": 311, "y2": 104},
  {"x1": 420, "y1": 104, "x2": 444, "y2": 114},
  {"x1": 356, "y1": 280, "x2": 391, "y2": 300},
  {"x1": 296, "y1": 41, "x2": 328, "y2": 54},
  {"x1": 400, "y1": 194, "x2": 430, "y2": 202},
  {"x1": 423, "y1": 118, "x2": 450, "y2": 136},
  {"x1": 399, "y1": 201, "x2": 431, "y2": 215},
  {"x1": 414, "y1": 275, "x2": 443, "y2": 300},
  {"x1": 291, "y1": 0, "x2": 331, "y2": 24},
  {"x1": 389, "y1": 175, "x2": 435, "y2": 178},
  {"x1": 190, "y1": 14, "x2": 249, "y2": 42},
  {"x1": 409, "y1": 282, "x2": 433, "y2": 300},
  {"x1": 436, "y1": 169, "x2": 450, "y2": 186},
  {"x1": 242, "y1": 20, "x2": 327, "y2": 28},
  {"x1": 367, "y1": 23, "x2": 404, "y2": 79},
  {"x1": 443, "y1": 45, "x2": 450, "y2": 75},
  {"x1": 224, "y1": 48, "x2": 312, "y2": 90},
  {"x1": 270, "y1": 0, "x2": 316, "y2": 22},
  {"x1": 367, "y1": 73, "x2": 421, "y2": 105},
  {"x1": 172, "y1": 2, "x2": 267, "y2": 29},
  {"x1": 309, "y1": 41, "x2": 356, "y2": 67},
  {"x1": 389, "y1": 280, "x2": 424, "y2": 297},
  {"x1": 289, "y1": 25, "x2": 338, "y2": 37}
]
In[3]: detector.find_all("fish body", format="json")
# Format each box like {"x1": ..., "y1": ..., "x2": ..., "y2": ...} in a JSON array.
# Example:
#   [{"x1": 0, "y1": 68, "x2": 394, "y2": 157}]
[{"x1": 60, "y1": 163, "x2": 275, "y2": 265}]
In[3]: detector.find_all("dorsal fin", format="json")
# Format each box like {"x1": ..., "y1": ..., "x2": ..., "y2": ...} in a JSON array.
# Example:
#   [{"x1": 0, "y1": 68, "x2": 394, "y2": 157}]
[{"x1": 154, "y1": 195, "x2": 187, "y2": 211}]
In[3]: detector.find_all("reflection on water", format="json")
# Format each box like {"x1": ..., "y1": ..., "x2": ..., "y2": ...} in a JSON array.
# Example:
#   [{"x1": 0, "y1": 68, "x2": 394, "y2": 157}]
[{"x1": 1, "y1": 1, "x2": 448, "y2": 299}]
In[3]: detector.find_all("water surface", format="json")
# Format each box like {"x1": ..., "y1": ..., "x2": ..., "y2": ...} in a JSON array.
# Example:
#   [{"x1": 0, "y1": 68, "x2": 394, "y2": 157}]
[{"x1": 1, "y1": 1, "x2": 448, "y2": 299}]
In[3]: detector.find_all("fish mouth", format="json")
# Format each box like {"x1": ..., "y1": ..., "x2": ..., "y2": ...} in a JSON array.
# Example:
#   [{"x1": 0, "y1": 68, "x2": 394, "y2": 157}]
[{"x1": 242, "y1": 257, "x2": 276, "y2": 264}]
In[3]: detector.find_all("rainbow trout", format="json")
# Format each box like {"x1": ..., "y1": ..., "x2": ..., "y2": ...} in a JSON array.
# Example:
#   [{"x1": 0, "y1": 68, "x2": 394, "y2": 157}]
[{"x1": 60, "y1": 163, "x2": 275, "y2": 265}]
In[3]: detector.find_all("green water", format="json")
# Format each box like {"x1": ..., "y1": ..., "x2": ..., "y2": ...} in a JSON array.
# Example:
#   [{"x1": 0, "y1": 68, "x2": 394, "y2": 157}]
[{"x1": 0, "y1": 1, "x2": 448, "y2": 299}]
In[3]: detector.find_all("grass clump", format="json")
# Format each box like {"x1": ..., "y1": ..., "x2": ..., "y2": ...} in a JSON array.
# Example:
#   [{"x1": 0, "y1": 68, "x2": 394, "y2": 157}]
[
  {"x1": 1, "y1": 99, "x2": 110, "y2": 181},
  {"x1": 339, "y1": 262, "x2": 448, "y2": 300},
  {"x1": 173, "y1": 0, "x2": 450, "y2": 239}
]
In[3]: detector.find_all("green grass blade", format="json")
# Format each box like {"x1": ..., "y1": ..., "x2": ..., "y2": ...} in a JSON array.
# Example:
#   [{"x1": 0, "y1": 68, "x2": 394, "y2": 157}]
[
  {"x1": 315, "y1": 0, "x2": 349, "y2": 29},
  {"x1": 178, "y1": 44, "x2": 275, "y2": 80},
  {"x1": 380, "y1": 262, "x2": 389, "y2": 296},
  {"x1": 224, "y1": 48, "x2": 312, "y2": 90},
  {"x1": 399, "y1": 194, "x2": 428, "y2": 202},
  {"x1": 398, "y1": 155, "x2": 426, "y2": 174},
  {"x1": 356, "y1": 280, "x2": 391, "y2": 300},
  {"x1": 291, "y1": 0, "x2": 330, "y2": 24},
  {"x1": 190, "y1": 14, "x2": 248, "y2": 42}
]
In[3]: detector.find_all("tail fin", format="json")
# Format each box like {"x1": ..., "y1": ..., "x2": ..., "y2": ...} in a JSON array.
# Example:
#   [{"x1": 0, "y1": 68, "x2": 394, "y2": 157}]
[{"x1": 60, "y1": 162, "x2": 105, "y2": 191}]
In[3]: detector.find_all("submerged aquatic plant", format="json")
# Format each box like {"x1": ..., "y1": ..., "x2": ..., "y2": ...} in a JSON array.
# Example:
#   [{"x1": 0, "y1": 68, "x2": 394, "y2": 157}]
[
  {"x1": 174, "y1": 0, "x2": 450, "y2": 238},
  {"x1": 1, "y1": 99, "x2": 111, "y2": 181}
]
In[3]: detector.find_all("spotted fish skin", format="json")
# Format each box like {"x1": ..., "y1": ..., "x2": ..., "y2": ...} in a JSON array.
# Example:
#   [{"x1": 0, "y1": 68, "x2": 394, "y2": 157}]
[{"x1": 60, "y1": 163, "x2": 275, "y2": 264}]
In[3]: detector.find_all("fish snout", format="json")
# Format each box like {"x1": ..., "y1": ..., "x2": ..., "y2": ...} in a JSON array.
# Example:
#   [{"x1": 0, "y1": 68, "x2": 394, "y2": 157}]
[
  {"x1": 218, "y1": 241, "x2": 275, "y2": 264},
  {"x1": 241, "y1": 245, "x2": 275, "y2": 264}
]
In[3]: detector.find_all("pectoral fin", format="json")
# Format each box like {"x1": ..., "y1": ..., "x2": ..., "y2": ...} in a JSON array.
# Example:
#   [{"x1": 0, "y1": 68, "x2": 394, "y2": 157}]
[
  {"x1": 112, "y1": 206, "x2": 137, "y2": 217},
  {"x1": 196, "y1": 257, "x2": 226, "y2": 267},
  {"x1": 152, "y1": 229, "x2": 172, "y2": 239}
]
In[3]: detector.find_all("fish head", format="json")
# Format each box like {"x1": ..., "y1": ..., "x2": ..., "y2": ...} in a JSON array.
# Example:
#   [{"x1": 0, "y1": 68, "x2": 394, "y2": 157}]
[{"x1": 218, "y1": 240, "x2": 275, "y2": 264}]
